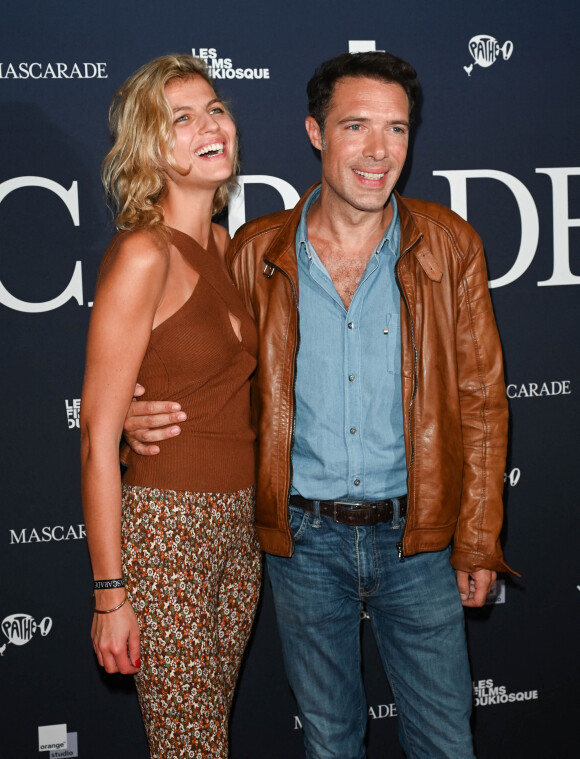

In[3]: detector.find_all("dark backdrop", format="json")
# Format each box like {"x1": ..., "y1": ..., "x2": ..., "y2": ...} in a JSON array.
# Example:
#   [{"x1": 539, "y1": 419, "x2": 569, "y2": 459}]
[{"x1": 1, "y1": 1, "x2": 579, "y2": 757}]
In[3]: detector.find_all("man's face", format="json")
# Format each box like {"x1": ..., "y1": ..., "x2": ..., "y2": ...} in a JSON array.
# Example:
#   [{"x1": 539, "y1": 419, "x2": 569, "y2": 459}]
[{"x1": 305, "y1": 76, "x2": 410, "y2": 216}]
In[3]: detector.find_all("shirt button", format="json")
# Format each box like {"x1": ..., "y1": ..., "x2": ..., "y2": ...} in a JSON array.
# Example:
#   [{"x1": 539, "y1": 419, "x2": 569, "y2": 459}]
[
  {"x1": 348, "y1": 322, "x2": 354, "y2": 329},
  {"x1": 354, "y1": 478, "x2": 361, "y2": 486},
  {"x1": 350, "y1": 427, "x2": 357, "y2": 434},
  {"x1": 349, "y1": 374, "x2": 355, "y2": 382}
]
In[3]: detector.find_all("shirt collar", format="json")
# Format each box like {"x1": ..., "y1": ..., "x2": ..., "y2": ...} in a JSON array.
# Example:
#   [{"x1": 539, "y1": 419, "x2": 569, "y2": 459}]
[{"x1": 296, "y1": 185, "x2": 400, "y2": 260}]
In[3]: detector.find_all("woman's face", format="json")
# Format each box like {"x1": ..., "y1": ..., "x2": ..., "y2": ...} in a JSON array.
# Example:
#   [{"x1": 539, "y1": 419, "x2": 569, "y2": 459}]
[{"x1": 164, "y1": 75, "x2": 236, "y2": 191}]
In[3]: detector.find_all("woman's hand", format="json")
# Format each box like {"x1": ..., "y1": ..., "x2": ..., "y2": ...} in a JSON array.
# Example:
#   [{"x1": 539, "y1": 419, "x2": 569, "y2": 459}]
[{"x1": 91, "y1": 592, "x2": 141, "y2": 675}]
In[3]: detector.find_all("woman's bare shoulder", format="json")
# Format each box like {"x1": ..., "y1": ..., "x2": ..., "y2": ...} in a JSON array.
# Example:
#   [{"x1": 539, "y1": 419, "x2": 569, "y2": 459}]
[
  {"x1": 116, "y1": 228, "x2": 169, "y2": 261},
  {"x1": 101, "y1": 228, "x2": 170, "y2": 280}
]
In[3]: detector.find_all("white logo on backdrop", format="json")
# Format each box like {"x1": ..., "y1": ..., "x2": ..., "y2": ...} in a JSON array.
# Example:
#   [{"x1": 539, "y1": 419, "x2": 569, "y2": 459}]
[
  {"x1": 485, "y1": 580, "x2": 506, "y2": 605},
  {"x1": 1, "y1": 166, "x2": 579, "y2": 313},
  {"x1": 295, "y1": 702, "x2": 397, "y2": 730},
  {"x1": 506, "y1": 380, "x2": 571, "y2": 398},
  {"x1": 0, "y1": 613, "x2": 53, "y2": 657},
  {"x1": 49, "y1": 732, "x2": 78, "y2": 758},
  {"x1": 473, "y1": 678, "x2": 539, "y2": 707},
  {"x1": 228, "y1": 175, "x2": 299, "y2": 236},
  {"x1": 348, "y1": 40, "x2": 385, "y2": 53},
  {"x1": 192, "y1": 47, "x2": 269, "y2": 80},
  {"x1": 463, "y1": 35, "x2": 513, "y2": 76},
  {"x1": 434, "y1": 168, "x2": 580, "y2": 288},
  {"x1": 0, "y1": 61, "x2": 107, "y2": 79},
  {"x1": 351, "y1": 36, "x2": 513, "y2": 79},
  {"x1": 368, "y1": 703, "x2": 397, "y2": 719},
  {"x1": 39, "y1": 724, "x2": 67, "y2": 753},
  {"x1": 9, "y1": 524, "x2": 86, "y2": 544},
  {"x1": 504, "y1": 468, "x2": 521, "y2": 487},
  {"x1": 0, "y1": 177, "x2": 82, "y2": 312},
  {"x1": 66, "y1": 399, "x2": 81, "y2": 429},
  {"x1": 38, "y1": 725, "x2": 78, "y2": 756}
]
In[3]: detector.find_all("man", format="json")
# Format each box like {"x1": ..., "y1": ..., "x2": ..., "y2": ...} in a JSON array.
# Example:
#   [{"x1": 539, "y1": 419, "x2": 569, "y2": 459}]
[{"x1": 125, "y1": 52, "x2": 511, "y2": 758}]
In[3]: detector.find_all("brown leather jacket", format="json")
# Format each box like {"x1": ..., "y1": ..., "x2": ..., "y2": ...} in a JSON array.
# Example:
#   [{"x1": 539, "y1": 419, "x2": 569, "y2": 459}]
[{"x1": 227, "y1": 185, "x2": 511, "y2": 574}]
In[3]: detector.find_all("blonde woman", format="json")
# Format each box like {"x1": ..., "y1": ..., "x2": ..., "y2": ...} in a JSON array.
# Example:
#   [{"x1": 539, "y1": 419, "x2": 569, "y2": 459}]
[{"x1": 80, "y1": 54, "x2": 261, "y2": 758}]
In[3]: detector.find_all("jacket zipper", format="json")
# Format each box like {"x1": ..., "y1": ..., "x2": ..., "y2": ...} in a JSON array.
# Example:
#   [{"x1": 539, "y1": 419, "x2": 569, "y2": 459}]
[
  {"x1": 394, "y1": 235, "x2": 422, "y2": 561},
  {"x1": 263, "y1": 258, "x2": 300, "y2": 551}
]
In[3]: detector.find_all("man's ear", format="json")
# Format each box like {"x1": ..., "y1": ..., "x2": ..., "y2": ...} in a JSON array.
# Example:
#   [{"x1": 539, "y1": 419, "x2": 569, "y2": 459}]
[{"x1": 305, "y1": 116, "x2": 323, "y2": 151}]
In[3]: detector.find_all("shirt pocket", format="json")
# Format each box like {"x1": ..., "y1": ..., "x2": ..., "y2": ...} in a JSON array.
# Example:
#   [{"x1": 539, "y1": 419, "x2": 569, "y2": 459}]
[{"x1": 385, "y1": 312, "x2": 401, "y2": 375}]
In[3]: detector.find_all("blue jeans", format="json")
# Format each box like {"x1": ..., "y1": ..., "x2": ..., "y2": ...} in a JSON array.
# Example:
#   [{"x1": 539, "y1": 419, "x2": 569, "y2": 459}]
[{"x1": 266, "y1": 502, "x2": 475, "y2": 759}]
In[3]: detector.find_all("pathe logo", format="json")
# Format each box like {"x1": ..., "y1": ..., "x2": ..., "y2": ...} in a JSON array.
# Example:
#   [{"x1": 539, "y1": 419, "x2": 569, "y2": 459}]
[
  {"x1": 1, "y1": 613, "x2": 52, "y2": 657},
  {"x1": 473, "y1": 678, "x2": 539, "y2": 707},
  {"x1": 9, "y1": 524, "x2": 86, "y2": 544},
  {"x1": 463, "y1": 34, "x2": 513, "y2": 76},
  {"x1": 66, "y1": 398, "x2": 81, "y2": 429},
  {"x1": 191, "y1": 47, "x2": 269, "y2": 81},
  {"x1": 506, "y1": 380, "x2": 571, "y2": 398},
  {"x1": 0, "y1": 61, "x2": 107, "y2": 80},
  {"x1": 504, "y1": 468, "x2": 521, "y2": 487}
]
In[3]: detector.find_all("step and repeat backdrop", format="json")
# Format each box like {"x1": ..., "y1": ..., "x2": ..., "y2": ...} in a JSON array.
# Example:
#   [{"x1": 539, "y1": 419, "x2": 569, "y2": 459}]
[{"x1": 1, "y1": 1, "x2": 579, "y2": 757}]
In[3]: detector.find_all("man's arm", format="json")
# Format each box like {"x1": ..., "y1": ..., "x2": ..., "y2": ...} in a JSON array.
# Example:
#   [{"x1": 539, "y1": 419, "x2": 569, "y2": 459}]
[
  {"x1": 450, "y1": 228, "x2": 511, "y2": 586},
  {"x1": 123, "y1": 383, "x2": 186, "y2": 455}
]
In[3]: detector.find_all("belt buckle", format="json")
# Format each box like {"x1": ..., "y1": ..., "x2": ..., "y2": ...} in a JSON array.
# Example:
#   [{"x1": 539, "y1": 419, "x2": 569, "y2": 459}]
[{"x1": 332, "y1": 500, "x2": 375, "y2": 525}]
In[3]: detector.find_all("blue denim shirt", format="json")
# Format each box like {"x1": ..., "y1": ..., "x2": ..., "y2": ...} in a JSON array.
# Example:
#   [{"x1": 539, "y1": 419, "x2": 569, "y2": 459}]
[{"x1": 291, "y1": 186, "x2": 407, "y2": 501}]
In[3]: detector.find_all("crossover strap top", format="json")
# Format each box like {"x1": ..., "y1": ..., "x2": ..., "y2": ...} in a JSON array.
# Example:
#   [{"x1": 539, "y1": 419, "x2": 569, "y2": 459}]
[
  {"x1": 122, "y1": 226, "x2": 258, "y2": 493},
  {"x1": 170, "y1": 227, "x2": 250, "y2": 322}
]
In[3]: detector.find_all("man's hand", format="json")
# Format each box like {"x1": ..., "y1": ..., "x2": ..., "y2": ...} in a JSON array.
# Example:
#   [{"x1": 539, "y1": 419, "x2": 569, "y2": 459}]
[
  {"x1": 123, "y1": 383, "x2": 186, "y2": 455},
  {"x1": 456, "y1": 569, "x2": 497, "y2": 608}
]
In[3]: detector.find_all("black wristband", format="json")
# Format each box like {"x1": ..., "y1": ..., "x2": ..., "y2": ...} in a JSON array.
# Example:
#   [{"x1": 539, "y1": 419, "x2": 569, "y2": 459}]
[{"x1": 93, "y1": 578, "x2": 125, "y2": 590}]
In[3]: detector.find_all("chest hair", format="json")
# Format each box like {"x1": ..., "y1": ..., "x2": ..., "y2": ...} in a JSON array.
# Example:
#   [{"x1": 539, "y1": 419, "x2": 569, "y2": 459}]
[{"x1": 313, "y1": 240, "x2": 374, "y2": 310}]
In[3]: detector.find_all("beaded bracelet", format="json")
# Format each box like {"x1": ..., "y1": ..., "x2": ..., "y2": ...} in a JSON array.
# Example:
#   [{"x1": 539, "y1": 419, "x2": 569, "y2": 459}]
[
  {"x1": 91, "y1": 588, "x2": 128, "y2": 614},
  {"x1": 93, "y1": 578, "x2": 125, "y2": 590}
]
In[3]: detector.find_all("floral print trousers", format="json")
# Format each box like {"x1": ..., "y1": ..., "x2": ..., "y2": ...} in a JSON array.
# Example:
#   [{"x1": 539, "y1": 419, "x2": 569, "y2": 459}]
[{"x1": 122, "y1": 485, "x2": 261, "y2": 758}]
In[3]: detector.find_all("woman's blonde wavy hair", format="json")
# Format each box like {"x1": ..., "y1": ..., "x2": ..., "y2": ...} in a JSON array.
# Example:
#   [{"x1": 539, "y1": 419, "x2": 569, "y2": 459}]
[{"x1": 102, "y1": 54, "x2": 239, "y2": 231}]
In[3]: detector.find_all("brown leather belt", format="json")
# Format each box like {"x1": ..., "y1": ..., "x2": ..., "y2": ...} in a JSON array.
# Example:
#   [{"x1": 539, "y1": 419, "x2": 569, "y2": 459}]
[{"x1": 289, "y1": 494, "x2": 407, "y2": 526}]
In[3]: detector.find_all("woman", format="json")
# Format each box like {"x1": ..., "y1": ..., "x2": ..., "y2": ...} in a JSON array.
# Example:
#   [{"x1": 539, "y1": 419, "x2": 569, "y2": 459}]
[{"x1": 80, "y1": 54, "x2": 261, "y2": 758}]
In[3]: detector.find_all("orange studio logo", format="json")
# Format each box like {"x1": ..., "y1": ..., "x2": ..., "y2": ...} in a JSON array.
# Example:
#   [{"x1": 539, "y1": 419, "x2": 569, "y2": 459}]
[{"x1": 464, "y1": 34, "x2": 513, "y2": 76}]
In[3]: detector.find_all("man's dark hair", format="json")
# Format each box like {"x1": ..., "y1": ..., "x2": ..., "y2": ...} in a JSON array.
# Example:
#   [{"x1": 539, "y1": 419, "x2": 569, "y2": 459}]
[{"x1": 307, "y1": 51, "x2": 420, "y2": 131}]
